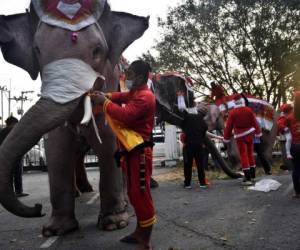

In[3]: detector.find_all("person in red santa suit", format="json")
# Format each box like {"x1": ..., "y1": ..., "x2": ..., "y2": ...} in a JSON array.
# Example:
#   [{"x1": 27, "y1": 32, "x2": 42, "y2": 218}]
[
  {"x1": 223, "y1": 94, "x2": 262, "y2": 185},
  {"x1": 91, "y1": 60, "x2": 156, "y2": 250},
  {"x1": 277, "y1": 104, "x2": 293, "y2": 160},
  {"x1": 283, "y1": 92, "x2": 300, "y2": 198}
]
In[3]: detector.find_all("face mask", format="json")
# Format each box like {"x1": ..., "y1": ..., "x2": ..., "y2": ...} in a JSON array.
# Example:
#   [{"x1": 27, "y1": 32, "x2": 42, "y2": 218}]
[
  {"x1": 187, "y1": 107, "x2": 198, "y2": 114},
  {"x1": 177, "y1": 95, "x2": 187, "y2": 111},
  {"x1": 125, "y1": 80, "x2": 134, "y2": 90}
]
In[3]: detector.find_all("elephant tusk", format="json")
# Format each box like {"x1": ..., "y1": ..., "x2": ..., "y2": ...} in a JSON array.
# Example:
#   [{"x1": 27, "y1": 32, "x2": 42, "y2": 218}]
[
  {"x1": 206, "y1": 131, "x2": 224, "y2": 141},
  {"x1": 81, "y1": 95, "x2": 93, "y2": 125}
]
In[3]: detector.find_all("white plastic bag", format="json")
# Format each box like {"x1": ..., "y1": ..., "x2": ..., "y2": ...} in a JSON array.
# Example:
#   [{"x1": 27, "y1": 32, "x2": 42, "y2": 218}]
[{"x1": 248, "y1": 179, "x2": 282, "y2": 192}]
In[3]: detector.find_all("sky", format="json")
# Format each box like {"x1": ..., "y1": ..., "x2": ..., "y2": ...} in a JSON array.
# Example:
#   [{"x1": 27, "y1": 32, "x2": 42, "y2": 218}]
[{"x1": 0, "y1": 0, "x2": 180, "y2": 120}]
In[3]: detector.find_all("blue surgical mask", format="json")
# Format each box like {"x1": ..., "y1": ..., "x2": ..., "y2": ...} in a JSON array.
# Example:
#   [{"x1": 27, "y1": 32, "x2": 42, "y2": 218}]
[{"x1": 125, "y1": 80, "x2": 134, "y2": 90}]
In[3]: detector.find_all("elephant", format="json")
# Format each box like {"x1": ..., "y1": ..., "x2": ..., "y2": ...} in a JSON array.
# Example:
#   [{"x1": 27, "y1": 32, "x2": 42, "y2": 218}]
[
  {"x1": 0, "y1": 0, "x2": 149, "y2": 236},
  {"x1": 202, "y1": 94, "x2": 278, "y2": 174},
  {"x1": 151, "y1": 73, "x2": 242, "y2": 178},
  {"x1": 152, "y1": 73, "x2": 277, "y2": 175}
]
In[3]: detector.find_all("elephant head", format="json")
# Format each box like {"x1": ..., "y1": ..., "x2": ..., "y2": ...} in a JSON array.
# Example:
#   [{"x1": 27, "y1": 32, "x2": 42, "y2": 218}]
[
  {"x1": 153, "y1": 74, "x2": 194, "y2": 127},
  {"x1": 0, "y1": 0, "x2": 149, "y2": 218}
]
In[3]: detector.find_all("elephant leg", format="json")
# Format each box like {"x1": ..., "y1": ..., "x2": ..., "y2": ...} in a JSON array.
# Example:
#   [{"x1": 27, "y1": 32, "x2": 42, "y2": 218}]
[
  {"x1": 42, "y1": 125, "x2": 79, "y2": 237},
  {"x1": 75, "y1": 150, "x2": 94, "y2": 193},
  {"x1": 84, "y1": 121, "x2": 129, "y2": 231}
]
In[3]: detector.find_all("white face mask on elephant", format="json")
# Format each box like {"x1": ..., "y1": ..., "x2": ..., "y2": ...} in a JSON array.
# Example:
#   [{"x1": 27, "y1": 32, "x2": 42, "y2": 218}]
[
  {"x1": 41, "y1": 58, "x2": 103, "y2": 104},
  {"x1": 177, "y1": 95, "x2": 187, "y2": 111}
]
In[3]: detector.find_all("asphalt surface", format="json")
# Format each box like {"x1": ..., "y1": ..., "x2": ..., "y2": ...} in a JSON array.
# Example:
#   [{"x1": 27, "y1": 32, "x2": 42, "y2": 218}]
[{"x1": 0, "y1": 168, "x2": 299, "y2": 250}]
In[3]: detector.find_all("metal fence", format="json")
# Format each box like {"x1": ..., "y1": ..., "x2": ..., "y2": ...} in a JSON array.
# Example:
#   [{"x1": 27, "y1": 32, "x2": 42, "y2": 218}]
[{"x1": 23, "y1": 136, "x2": 285, "y2": 171}]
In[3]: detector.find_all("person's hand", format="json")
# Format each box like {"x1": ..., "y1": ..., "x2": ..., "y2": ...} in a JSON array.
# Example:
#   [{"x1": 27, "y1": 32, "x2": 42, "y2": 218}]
[
  {"x1": 90, "y1": 91, "x2": 107, "y2": 105},
  {"x1": 287, "y1": 154, "x2": 293, "y2": 160},
  {"x1": 104, "y1": 92, "x2": 112, "y2": 99}
]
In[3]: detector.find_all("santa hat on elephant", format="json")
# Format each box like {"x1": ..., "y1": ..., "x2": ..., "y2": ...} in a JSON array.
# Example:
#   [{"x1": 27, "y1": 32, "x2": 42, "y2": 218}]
[
  {"x1": 233, "y1": 94, "x2": 245, "y2": 108},
  {"x1": 279, "y1": 103, "x2": 293, "y2": 114}
]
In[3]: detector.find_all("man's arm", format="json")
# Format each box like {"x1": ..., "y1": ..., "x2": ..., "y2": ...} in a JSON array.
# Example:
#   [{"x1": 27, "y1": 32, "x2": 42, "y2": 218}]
[
  {"x1": 104, "y1": 94, "x2": 149, "y2": 127},
  {"x1": 109, "y1": 92, "x2": 131, "y2": 104}
]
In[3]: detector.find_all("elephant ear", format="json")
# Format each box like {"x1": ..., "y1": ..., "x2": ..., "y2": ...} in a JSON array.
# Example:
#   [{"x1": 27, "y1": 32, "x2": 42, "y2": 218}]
[
  {"x1": 0, "y1": 16, "x2": 13, "y2": 43},
  {"x1": 102, "y1": 10, "x2": 149, "y2": 66},
  {"x1": 0, "y1": 12, "x2": 39, "y2": 80}
]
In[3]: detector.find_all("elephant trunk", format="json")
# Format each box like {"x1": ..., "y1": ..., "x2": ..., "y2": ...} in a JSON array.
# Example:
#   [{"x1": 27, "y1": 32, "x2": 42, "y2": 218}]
[
  {"x1": 0, "y1": 97, "x2": 80, "y2": 217},
  {"x1": 204, "y1": 135, "x2": 243, "y2": 179}
]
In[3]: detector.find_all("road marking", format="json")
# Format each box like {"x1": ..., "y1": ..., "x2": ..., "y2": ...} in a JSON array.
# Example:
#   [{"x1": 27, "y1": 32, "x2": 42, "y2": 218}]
[
  {"x1": 283, "y1": 183, "x2": 293, "y2": 196},
  {"x1": 86, "y1": 193, "x2": 99, "y2": 205},
  {"x1": 40, "y1": 236, "x2": 59, "y2": 248}
]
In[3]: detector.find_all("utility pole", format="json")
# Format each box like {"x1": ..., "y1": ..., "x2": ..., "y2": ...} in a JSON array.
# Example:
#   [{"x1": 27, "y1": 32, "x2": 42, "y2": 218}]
[
  {"x1": 10, "y1": 91, "x2": 34, "y2": 117},
  {"x1": 0, "y1": 86, "x2": 9, "y2": 126},
  {"x1": 20, "y1": 91, "x2": 34, "y2": 117}
]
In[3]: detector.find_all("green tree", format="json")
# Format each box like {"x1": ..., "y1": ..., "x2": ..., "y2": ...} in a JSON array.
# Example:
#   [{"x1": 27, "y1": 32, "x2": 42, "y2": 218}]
[{"x1": 142, "y1": 0, "x2": 300, "y2": 106}]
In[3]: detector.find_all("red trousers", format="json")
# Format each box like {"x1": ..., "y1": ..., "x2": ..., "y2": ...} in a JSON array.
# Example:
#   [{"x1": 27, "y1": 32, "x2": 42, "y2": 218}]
[
  {"x1": 236, "y1": 134, "x2": 255, "y2": 170},
  {"x1": 122, "y1": 147, "x2": 156, "y2": 228}
]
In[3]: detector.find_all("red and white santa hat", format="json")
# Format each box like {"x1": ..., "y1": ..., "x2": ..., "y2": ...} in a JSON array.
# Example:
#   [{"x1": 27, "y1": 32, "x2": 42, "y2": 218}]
[
  {"x1": 279, "y1": 103, "x2": 293, "y2": 114},
  {"x1": 233, "y1": 94, "x2": 245, "y2": 107}
]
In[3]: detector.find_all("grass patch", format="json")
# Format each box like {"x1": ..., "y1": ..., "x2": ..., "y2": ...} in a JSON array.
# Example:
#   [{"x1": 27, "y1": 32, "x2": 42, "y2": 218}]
[{"x1": 155, "y1": 159, "x2": 288, "y2": 183}]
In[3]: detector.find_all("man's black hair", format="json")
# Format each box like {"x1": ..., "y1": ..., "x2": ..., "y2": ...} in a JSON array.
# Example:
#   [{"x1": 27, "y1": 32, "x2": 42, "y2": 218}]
[
  {"x1": 130, "y1": 60, "x2": 152, "y2": 83},
  {"x1": 5, "y1": 116, "x2": 18, "y2": 126}
]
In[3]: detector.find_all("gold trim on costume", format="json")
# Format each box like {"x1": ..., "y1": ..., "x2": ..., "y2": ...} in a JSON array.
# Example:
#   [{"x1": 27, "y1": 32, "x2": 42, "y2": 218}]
[
  {"x1": 103, "y1": 99, "x2": 111, "y2": 113},
  {"x1": 139, "y1": 216, "x2": 157, "y2": 228},
  {"x1": 106, "y1": 93, "x2": 112, "y2": 99}
]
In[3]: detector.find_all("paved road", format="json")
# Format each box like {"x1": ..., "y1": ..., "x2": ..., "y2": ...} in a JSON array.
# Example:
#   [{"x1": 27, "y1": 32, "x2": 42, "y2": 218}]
[{"x1": 0, "y1": 168, "x2": 299, "y2": 250}]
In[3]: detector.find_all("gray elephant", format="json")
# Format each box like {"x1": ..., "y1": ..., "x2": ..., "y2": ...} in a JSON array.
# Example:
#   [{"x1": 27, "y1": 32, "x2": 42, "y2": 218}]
[
  {"x1": 204, "y1": 96, "x2": 277, "y2": 174},
  {"x1": 152, "y1": 74, "x2": 277, "y2": 175},
  {"x1": 0, "y1": 0, "x2": 149, "y2": 236},
  {"x1": 152, "y1": 74, "x2": 242, "y2": 178}
]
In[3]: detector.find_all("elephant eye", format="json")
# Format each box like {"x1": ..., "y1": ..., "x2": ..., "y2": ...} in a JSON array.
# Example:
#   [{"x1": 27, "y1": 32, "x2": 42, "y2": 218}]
[{"x1": 92, "y1": 47, "x2": 103, "y2": 59}]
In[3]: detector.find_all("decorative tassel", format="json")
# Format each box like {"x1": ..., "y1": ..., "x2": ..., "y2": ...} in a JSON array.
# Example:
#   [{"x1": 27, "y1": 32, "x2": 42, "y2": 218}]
[{"x1": 71, "y1": 32, "x2": 78, "y2": 43}]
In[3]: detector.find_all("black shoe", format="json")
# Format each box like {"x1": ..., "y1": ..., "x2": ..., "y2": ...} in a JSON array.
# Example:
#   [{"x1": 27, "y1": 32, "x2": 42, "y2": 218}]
[
  {"x1": 15, "y1": 193, "x2": 29, "y2": 198},
  {"x1": 184, "y1": 185, "x2": 192, "y2": 189},
  {"x1": 150, "y1": 177, "x2": 159, "y2": 188},
  {"x1": 250, "y1": 167, "x2": 256, "y2": 179}
]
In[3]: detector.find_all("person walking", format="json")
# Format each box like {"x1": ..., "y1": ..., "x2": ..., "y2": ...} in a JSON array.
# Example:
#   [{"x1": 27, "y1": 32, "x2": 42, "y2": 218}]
[
  {"x1": 91, "y1": 60, "x2": 156, "y2": 250},
  {"x1": 0, "y1": 116, "x2": 29, "y2": 197},
  {"x1": 223, "y1": 95, "x2": 262, "y2": 185},
  {"x1": 282, "y1": 92, "x2": 300, "y2": 198}
]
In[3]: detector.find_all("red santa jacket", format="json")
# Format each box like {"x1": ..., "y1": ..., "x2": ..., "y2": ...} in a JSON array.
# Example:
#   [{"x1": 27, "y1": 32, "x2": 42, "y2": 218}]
[
  {"x1": 283, "y1": 113, "x2": 300, "y2": 144},
  {"x1": 277, "y1": 115, "x2": 289, "y2": 134},
  {"x1": 104, "y1": 85, "x2": 156, "y2": 142},
  {"x1": 223, "y1": 106, "x2": 262, "y2": 142}
]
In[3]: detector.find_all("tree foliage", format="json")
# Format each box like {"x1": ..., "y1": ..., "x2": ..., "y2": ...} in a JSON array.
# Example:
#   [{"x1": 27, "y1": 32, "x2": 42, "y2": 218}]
[{"x1": 141, "y1": 0, "x2": 300, "y2": 106}]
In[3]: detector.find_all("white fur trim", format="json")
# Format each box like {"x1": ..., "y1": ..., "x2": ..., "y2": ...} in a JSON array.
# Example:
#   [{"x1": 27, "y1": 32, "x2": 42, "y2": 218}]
[
  {"x1": 234, "y1": 103, "x2": 245, "y2": 108},
  {"x1": 234, "y1": 127, "x2": 255, "y2": 139},
  {"x1": 247, "y1": 97, "x2": 273, "y2": 108},
  {"x1": 206, "y1": 131, "x2": 224, "y2": 140}
]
